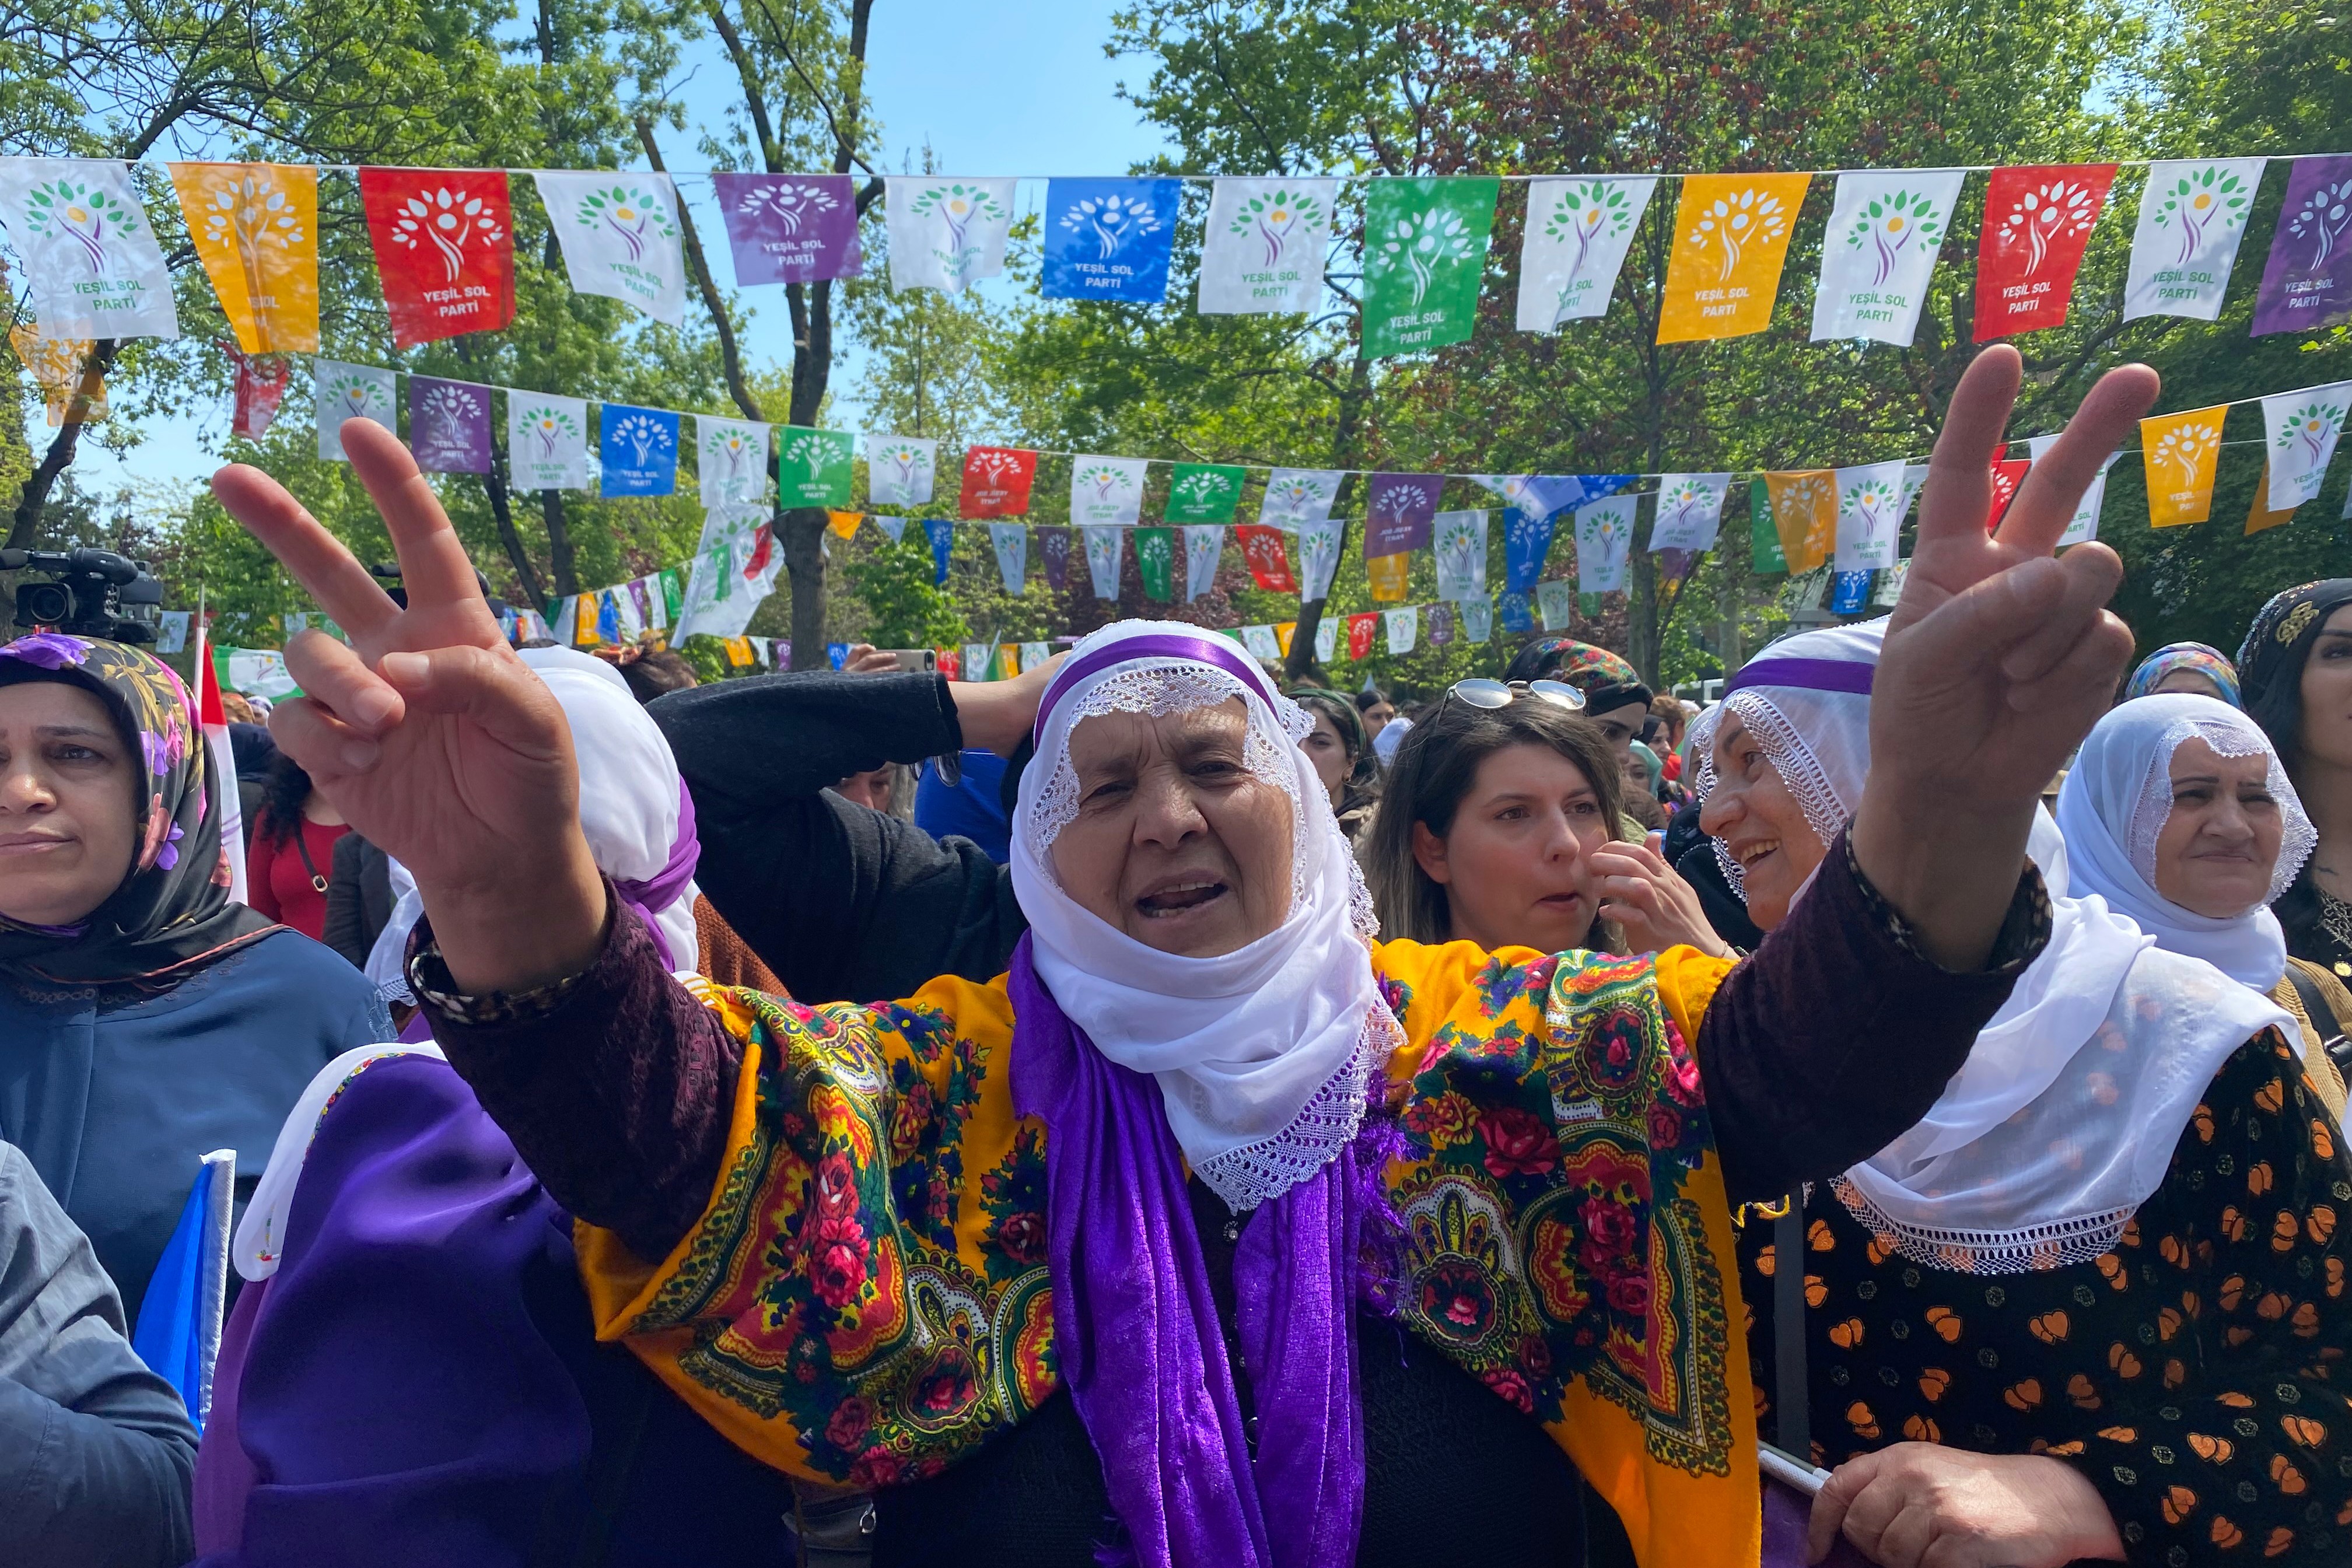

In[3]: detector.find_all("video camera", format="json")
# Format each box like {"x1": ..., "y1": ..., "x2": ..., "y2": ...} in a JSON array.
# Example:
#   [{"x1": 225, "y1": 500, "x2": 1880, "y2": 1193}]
[{"x1": 0, "y1": 547, "x2": 165, "y2": 644}]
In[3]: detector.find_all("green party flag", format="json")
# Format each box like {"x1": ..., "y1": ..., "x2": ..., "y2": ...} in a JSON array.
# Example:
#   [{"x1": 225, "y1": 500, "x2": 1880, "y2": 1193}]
[
  {"x1": 776, "y1": 428, "x2": 856, "y2": 509},
  {"x1": 1361, "y1": 177, "x2": 1500, "y2": 359},
  {"x1": 1749, "y1": 478, "x2": 1788, "y2": 573},
  {"x1": 660, "y1": 568, "x2": 685, "y2": 623},
  {"x1": 1166, "y1": 463, "x2": 1245, "y2": 523},
  {"x1": 1136, "y1": 527, "x2": 1176, "y2": 600}
]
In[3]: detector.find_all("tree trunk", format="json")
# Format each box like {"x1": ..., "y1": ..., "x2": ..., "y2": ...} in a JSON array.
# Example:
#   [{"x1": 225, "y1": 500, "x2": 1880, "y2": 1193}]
[
  {"x1": 1282, "y1": 357, "x2": 1373, "y2": 682},
  {"x1": 781, "y1": 506, "x2": 828, "y2": 667},
  {"x1": 542, "y1": 490, "x2": 579, "y2": 595},
  {"x1": 482, "y1": 458, "x2": 547, "y2": 609},
  {"x1": 6, "y1": 341, "x2": 116, "y2": 551}
]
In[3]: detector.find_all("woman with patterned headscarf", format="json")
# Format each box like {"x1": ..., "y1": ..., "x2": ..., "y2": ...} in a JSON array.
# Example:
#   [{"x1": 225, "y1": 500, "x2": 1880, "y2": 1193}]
[
  {"x1": 2240, "y1": 580, "x2": 2352, "y2": 979},
  {"x1": 0, "y1": 634, "x2": 385, "y2": 1312},
  {"x1": 1504, "y1": 638, "x2": 1653, "y2": 756},
  {"x1": 2123, "y1": 640, "x2": 2241, "y2": 706}
]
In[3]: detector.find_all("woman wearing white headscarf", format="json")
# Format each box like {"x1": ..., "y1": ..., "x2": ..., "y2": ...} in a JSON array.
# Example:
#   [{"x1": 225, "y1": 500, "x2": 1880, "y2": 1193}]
[
  {"x1": 1695, "y1": 621, "x2": 2352, "y2": 1568},
  {"x1": 2056, "y1": 691, "x2": 2348, "y2": 1115},
  {"x1": 212, "y1": 347, "x2": 2152, "y2": 1568}
]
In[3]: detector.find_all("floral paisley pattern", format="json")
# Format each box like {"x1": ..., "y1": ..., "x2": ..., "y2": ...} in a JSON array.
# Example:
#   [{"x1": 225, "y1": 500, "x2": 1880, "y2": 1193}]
[{"x1": 580, "y1": 941, "x2": 1755, "y2": 1555}]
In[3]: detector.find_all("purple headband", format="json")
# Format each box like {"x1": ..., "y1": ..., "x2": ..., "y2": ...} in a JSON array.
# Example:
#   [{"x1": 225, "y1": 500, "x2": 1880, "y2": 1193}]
[
  {"x1": 1726, "y1": 656, "x2": 1875, "y2": 697},
  {"x1": 1034, "y1": 631, "x2": 1277, "y2": 741},
  {"x1": 614, "y1": 780, "x2": 702, "y2": 968}
]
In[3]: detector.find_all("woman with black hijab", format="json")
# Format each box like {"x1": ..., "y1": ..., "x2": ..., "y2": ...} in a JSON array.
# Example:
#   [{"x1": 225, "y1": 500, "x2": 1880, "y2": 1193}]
[
  {"x1": 2239, "y1": 580, "x2": 2352, "y2": 979},
  {"x1": 0, "y1": 634, "x2": 386, "y2": 1310}
]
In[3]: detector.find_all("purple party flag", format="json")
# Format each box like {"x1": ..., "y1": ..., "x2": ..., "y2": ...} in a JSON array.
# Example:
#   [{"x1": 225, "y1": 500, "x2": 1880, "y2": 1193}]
[
  {"x1": 408, "y1": 376, "x2": 492, "y2": 474},
  {"x1": 1038, "y1": 525, "x2": 1073, "y2": 590},
  {"x1": 1428, "y1": 601, "x2": 1455, "y2": 646},
  {"x1": 712, "y1": 173, "x2": 863, "y2": 286},
  {"x1": 2253, "y1": 155, "x2": 2352, "y2": 337},
  {"x1": 1363, "y1": 472, "x2": 1441, "y2": 557}
]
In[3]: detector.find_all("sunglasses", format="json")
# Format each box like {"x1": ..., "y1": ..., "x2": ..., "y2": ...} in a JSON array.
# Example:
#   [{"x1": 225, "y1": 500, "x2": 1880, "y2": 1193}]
[{"x1": 1437, "y1": 677, "x2": 1588, "y2": 719}]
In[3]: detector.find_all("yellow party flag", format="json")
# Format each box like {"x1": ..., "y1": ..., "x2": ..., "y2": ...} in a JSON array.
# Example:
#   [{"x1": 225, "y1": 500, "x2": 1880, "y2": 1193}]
[
  {"x1": 1764, "y1": 471, "x2": 1838, "y2": 573},
  {"x1": 570, "y1": 594, "x2": 600, "y2": 648},
  {"x1": 169, "y1": 163, "x2": 319, "y2": 354},
  {"x1": 8, "y1": 328, "x2": 106, "y2": 426},
  {"x1": 827, "y1": 509, "x2": 863, "y2": 540},
  {"x1": 1657, "y1": 173, "x2": 1814, "y2": 343},
  {"x1": 1275, "y1": 621, "x2": 1297, "y2": 657},
  {"x1": 1367, "y1": 552, "x2": 1410, "y2": 602},
  {"x1": 723, "y1": 636, "x2": 757, "y2": 668},
  {"x1": 2140, "y1": 405, "x2": 2228, "y2": 527},
  {"x1": 2246, "y1": 462, "x2": 2300, "y2": 535}
]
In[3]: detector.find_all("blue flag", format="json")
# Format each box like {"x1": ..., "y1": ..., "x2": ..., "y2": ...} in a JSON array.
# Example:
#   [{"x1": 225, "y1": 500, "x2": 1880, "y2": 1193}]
[
  {"x1": 1502, "y1": 507, "x2": 1558, "y2": 592},
  {"x1": 1499, "y1": 589, "x2": 1534, "y2": 634},
  {"x1": 1472, "y1": 473, "x2": 1634, "y2": 523},
  {"x1": 596, "y1": 590, "x2": 621, "y2": 642},
  {"x1": 827, "y1": 641, "x2": 850, "y2": 670},
  {"x1": 132, "y1": 1152, "x2": 234, "y2": 1430},
  {"x1": 1830, "y1": 569, "x2": 1874, "y2": 614},
  {"x1": 598, "y1": 403, "x2": 679, "y2": 496},
  {"x1": 925, "y1": 518, "x2": 957, "y2": 586},
  {"x1": 1042, "y1": 178, "x2": 1181, "y2": 303}
]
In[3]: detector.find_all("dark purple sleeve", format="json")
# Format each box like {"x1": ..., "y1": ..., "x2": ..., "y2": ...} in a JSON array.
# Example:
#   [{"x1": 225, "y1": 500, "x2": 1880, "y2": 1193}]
[
  {"x1": 1694, "y1": 828, "x2": 2052, "y2": 1207},
  {"x1": 413, "y1": 896, "x2": 741, "y2": 1262}
]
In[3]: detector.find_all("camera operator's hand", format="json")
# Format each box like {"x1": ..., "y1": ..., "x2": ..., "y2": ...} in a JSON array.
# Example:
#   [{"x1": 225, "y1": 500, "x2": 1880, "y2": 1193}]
[{"x1": 211, "y1": 420, "x2": 605, "y2": 996}]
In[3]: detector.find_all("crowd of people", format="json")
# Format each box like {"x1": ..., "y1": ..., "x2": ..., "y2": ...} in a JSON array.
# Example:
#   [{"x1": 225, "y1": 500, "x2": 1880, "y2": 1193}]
[{"x1": 1, "y1": 345, "x2": 2347, "y2": 1568}]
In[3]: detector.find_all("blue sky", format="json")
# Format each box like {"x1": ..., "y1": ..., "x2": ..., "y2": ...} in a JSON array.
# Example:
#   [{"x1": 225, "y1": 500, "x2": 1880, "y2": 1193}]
[{"x1": 62, "y1": 0, "x2": 1174, "y2": 502}]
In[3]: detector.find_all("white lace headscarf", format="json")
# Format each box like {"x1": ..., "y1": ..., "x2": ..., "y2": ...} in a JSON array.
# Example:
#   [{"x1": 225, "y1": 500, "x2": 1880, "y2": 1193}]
[
  {"x1": 1011, "y1": 619, "x2": 1392, "y2": 1212},
  {"x1": 1690, "y1": 619, "x2": 2290, "y2": 1273},
  {"x1": 2055, "y1": 693, "x2": 2315, "y2": 991}
]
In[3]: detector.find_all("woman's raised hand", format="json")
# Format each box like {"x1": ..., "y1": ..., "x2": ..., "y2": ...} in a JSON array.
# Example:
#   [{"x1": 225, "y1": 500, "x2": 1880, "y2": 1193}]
[
  {"x1": 1856, "y1": 346, "x2": 2158, "y2": 968},
  {"x1": 211, "y1": 419, "x2": 605, "y2": 993}
]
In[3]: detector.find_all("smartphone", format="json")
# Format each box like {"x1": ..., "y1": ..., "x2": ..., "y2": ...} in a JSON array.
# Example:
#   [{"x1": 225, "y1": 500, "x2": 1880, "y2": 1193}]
[{"x1": 887, "y1": 649, "x2": 937, "y2": 673}]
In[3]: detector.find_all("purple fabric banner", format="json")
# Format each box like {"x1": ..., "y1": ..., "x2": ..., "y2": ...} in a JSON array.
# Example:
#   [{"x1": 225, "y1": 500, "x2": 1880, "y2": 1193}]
[
  {"x1": 1362, "y1": 473, "x2": 1440, "y2": 557},
  {"x1": 712, "y1": 173, "x2": 863, "y2": 286},
  {"x1": 1039, "y1": 526, "x2": 1073, "y2": 591},
  {"x1": 2252, "y1": 156, "x2": 2352, "y2": 337},
  {"x1": 1427, "y1": 601, "x2": 1455, "y2": 646},
  {"x1": 408, "y1": 375, "x2": 492, "y2": 474}
]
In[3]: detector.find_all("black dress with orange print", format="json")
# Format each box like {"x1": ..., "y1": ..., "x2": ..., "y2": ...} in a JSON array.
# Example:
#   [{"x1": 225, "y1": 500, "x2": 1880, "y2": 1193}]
[{"x1": 1741, "y1": 1033, "x2": 2352, "y2": 1565}]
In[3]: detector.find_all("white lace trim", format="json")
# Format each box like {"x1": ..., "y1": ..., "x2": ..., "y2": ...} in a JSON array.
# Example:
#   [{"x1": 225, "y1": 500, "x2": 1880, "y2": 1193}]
[
  {"x1": 1690, "y1": 691, "x2": 1859, "y2": 898},
  {"x1": 1829, "y1": 1175, "x2": 2134, "y2": 1276},
  {"x1": 2125, "y1": 715, "x2": 2315, "y2": 905},
  {"x1": 1195, "y1": 993, "x2": 1402, "y2": 1212}
]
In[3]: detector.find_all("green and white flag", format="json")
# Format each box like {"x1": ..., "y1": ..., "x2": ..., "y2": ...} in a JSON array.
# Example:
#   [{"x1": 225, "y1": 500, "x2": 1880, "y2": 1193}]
[
  {"x1": 1516, "y1": 176, "x2": 1656, "y2": 331},
  {"x1": 1810, "y1": 170, "x2": 1964, "y2": 346},
  {"x1": 533, "y1": 171, "x2": 687, "y2": 325},
  {"x1": 887, "y1": 177, "x2": 1016, "y2": 295},
  {"x1": 866, "y1": 434, "x2": 937, "y2": 508},
  {"x1": 1536, "y1": 579, "x2": 1575, "y2": 631},
  {"x1": 1183, "y1": 526, "x2": 1225, "y2": 600},
  {"x1": 2259, "y1": 383, "x2": 2352, "y2": 512},
  {"x1": 1240, "y1": 624, "x2": 1282, "y2": 660},
  {"x1": 1433, "y1": 509, "x2": 1489, "y2": 602},
  {"x1": 1833, "y1": 460, "x2": 1906, "y2": 571},
  {"x1": 989, "y1": 522, "x2": 1028, "y2": 594},
  {"x1": 1198, "y1": 178, "x2": 1340, "y2": 315},
  {"x1": 1296, "y1": 520, "x2": 1343, "y2": 601},
  {"x1": 697, "y1": 415, "x2": 770, "y2": 506},
  {"x1": 1021, "y1": 640, "x2": 1052, "y2": 670},
  {"x1": 1073, "y1": 455, "x2": 1149, "y2": 528},
  {"x1": 1314, "y1": 617, "x2": 1338, "y2": 664},
  {"x1": 1136, "y1": 527, "x2": 1175, "y2": 600},
  {"x1": 2123, "y1": 158, "x2": 2264, "y2": 323},
  {"x1": 2021, "y1": 436, "x2": 2120, "y2": 545},
  {"x1": 674, "y1": 505, "x2": 780, "y2": 641},
  {"x1": 314, "y1": 359, "x2": 395, "y2": 461},
  {"x1": 1458, "y1": 597, "x2": 1493, "y2": 644},
  {"x1": 1083, "y1": 525, "x2": 1124, "y2": 599},
  {"x1": 510, "y1": 393, "x2": 592, "y2": 491},
  {"x1": 0, "y1": 158, "x2": 180, "y2": 340},
  {"x1": 1383, "y1": 606, "x2": 1419, "y2": 654},
  {"x1": 1573, "y1": 496, "x2": 1635, "y2": 593},
  {"x1": 1649, "y1": 474, "x2": 1731, "y2": 552},
  {"x1": 1166, "y1": 462, "x2": 1246, "y2": 523},
  {"x1": 1362, "y1": 177, "x2": 1500, "y2": 358},
  {"x1": 776, "y1": 427, "x2": 855, "y2": 509}
]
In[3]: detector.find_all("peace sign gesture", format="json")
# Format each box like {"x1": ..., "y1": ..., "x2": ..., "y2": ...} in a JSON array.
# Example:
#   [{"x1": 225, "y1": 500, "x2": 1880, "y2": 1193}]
[
  {"x1": 212, "y1": 418, "x2": 606, "y2": 993},
  {"x1": 1854, "y1": 345, "x2": 2158, "y2": 967}
]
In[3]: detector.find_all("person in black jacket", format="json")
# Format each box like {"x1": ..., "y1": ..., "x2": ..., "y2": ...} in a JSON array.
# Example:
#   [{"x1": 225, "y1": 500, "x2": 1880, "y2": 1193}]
[{"x1": 321, "y1": 831, "x2": 396, "y2": 972}]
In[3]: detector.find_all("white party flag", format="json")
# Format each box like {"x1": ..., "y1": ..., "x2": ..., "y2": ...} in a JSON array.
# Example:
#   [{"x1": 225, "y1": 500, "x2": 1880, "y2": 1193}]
[
  {"x1": 1536, "y1": 579, "x2": 1575, "y2": 631},
  {"x1": 1021, "y1": 640, "x2": 1051, "y2": 670},
  {"x1": 0, "y1": 158, "x2": 180, "y2": 340},
  {"x1": 1071, "y1": 455, "x2": 1149, "y2": 528},
  {"x1": 1240, "y1": 624, "x2": 1281, "y2": 660},
  {"x1": 2258, "y1": 383, "x2": 2352, "y2": 512},
  {"x1": 1297, "y1": 520, "x2": 1343, "y2": 601},
  {"x1": 533, "y1": 171, "x2": 688, "y2": 325},
  {"x1": 1458, "y1": 597, "x2": 1493, "y2": 644},
  {"x1": 1259, "y1": 468, "x2": 1343, "y2": 527},
  {"x1": 1198, "y1": 177, "x2": 1340, "y2": 315},
  {"x1": 887, "y1": 177, "x2": 1017, "y2": 295},
  {"x1": 1648, "y1": 474, "x2": 1731, "y2": 552},
  {"x1": 1183, "y1": 526, "x2": 1225, "y2": 600},
  {"x1": 1572, "y1": 495, "x2": 1635, "y2": 593},
  {"x1": 2123, "y1": 158, "x2": 2266, "y2": 323},
  {"x1": 1899, "y1": 463, "x2": 1931, "y2": 522},
  {"x1": 876, "y1": 516, "x2": 907, "y2": 545},
  {"x1": 1313, "y1": 617, "x2": 1338, "y2": 664},
  {"x1": 638, "y1": 572, "x2": 669, "y2": 632},
  {"x1": 2022, "y1": 435, "x2": 2123, "y2": 545},
  {"x1": 866, "y1": 434, "x2": 937, "y2": 507},
  {"x1": 696, "y1": 414, "x2": 771, "y2": 506},
  {"x1": 962, "y1": 642, "x2": 991, "y2": 680},
  {"x1": 1384, "y1": 606, "x2": 1419, "y2": 654},
  {"x1": 1832, "y1": 460, "x2": 1908, "y2": 570},
  {"x1": 674, "y1": 505, "x2": 782, "y2": 641},
  {"x1": 989, "y1": 522, "x2": 1029, "y2": 595},
  {"x1": 1083, "y1": 525, "x2": 1124, "y2": 598},
  {"x1": 314, "y1": 359, "x2": 396, "y2": 461},
  {"x1": 1811, "y1": 170, "x2": 1964, "y2": 346},
  {"x1": 1516, "y1": 176, "x2": 1657, "y2": 331},
  {"x1": 1433, "y1": 509, "x2": 1489, "y2": 601},
  {"x1": 509, "y1": 391, "x2": 592, "y2": 491},
  {"x1": 1873, "y1": 561, "x2": 1910, "y2": 608}
]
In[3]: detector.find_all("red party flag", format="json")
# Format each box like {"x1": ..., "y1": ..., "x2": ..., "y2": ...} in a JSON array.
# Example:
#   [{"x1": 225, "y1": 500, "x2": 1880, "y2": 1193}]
[
  {"x1": 742, "y1": 523, "x2": 776, "y2": 579},
  {"x1": 1236, "y1": 525, "x2": 1298, "y2": 592},
  {"x1": 959, "y1": 446, "x2": 1038, "y2": 517},
  {"x1": 195, "y1": 617, "x2": 249, "y2": 903},
  {"x1": 935, "y1": 647, "x2": 962, "y2": 680},
  {"x1": 359, "y1": 167, "x2": 517, "y2": 348},
  {"x1": 1346, "y1": 612, "x2": 1378, "y2": 660},
  {"x1": 1985, "y1": 457, "x2": 2032, "y2": 530},
  {"x1": 221, "y1": 342, "x2": 292, "y2": 440},
  {"x1": 1973, "y1": 163, "x2": 2117, "y2": 341}
]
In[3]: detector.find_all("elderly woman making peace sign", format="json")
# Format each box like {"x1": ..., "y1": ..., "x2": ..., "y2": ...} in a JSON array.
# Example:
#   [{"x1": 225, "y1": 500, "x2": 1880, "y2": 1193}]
[{"x1": 211, "y1": 347, "x2": 2154, "y2": 1568}]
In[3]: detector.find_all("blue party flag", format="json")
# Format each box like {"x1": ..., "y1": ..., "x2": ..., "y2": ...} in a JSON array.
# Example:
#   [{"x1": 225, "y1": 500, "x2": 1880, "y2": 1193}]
[
  {"x1": 1042, "y1": 178, "x2": 1182, "y2": 303},
  {"x1": 598, "y1": 403, "x2": 680, "y2": 496},
  {"x1": 1502, "y1": 506, "x2": 1559, "y2": 592},
  {"x1": 924, "y1": 518, "x2": 957, "y2": 586}
]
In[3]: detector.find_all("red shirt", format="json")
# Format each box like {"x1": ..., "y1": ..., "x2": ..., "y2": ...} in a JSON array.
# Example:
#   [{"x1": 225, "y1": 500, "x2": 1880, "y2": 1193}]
[{"x1": 246, "y1": 814, "x2": 350, "y2": 940}]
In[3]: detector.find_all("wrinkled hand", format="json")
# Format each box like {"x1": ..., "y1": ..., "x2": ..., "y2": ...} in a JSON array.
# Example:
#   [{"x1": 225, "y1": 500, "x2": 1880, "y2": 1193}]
[
  {"x1": 1808, "y1": 1445, "x2": 2124, "y2": 1567},
  {"x1": 1591, "y1": 837, "x2": 1731, "y2": 957},
  {"x1": 1855, "y1": 346, "x2": 2156, "y2": 967},
  {"x1": 211, "y1": 419, "x2": 603, "y2": 993}
]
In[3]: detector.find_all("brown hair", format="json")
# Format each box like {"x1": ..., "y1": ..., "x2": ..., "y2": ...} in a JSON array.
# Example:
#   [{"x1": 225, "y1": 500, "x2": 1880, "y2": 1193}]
[
  {"x1": 1362, "y1": 695, "x2": 1627, "y2": 946},
  {"x1": 1648, "y1": 693, "x2": 1688, "y2": 747}
]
